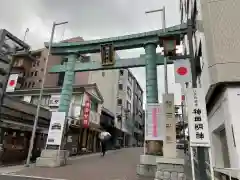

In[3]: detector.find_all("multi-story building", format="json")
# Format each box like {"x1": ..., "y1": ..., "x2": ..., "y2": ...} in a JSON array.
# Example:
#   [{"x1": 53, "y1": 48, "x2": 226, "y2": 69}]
[
  {"x1": 180, "y1": 0, "x2": 240, "y2": 178},
  {"x1": 8, "y1": 83, "x2": 104, "y2": 155},
  {"x1": 116, "y1": 69, "x2": 144, "y2": 147},
  {"x1": 0, "y1": 29, "x2": 51, "y2": 165}
]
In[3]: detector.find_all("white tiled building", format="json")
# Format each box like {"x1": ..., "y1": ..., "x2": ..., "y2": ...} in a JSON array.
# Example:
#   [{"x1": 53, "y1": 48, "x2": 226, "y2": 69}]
[
  {"x1": 81, "y1": 53, "x2": 144, "y2": 146},
  {"x1": 116, "y1": 68, "x2": 144, "y2": 146},
  {"x1": 180, "y1": 0, "x2": 240, "y2": 178}
]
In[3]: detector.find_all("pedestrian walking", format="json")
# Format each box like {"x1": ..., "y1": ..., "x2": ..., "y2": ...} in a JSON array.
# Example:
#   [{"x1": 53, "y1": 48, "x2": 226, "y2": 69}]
[
  {"x1": 100, "y1": 140, "x2": 107, "y2": 156},
  {"x1": 99, "y1": 131, "x2": 111, "y2": 157}
]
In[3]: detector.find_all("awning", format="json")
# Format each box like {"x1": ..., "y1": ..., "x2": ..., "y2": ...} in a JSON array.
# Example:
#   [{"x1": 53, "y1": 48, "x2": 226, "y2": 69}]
[{"x1": 0, "y1": 118, "x2": 48, "y2": 134}]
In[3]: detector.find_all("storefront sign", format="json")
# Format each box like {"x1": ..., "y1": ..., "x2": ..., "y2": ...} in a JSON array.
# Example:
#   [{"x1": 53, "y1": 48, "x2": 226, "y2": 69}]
[
  {"x1": 145, "y1": 103, "x2": 166, "y2": 141},
  {"x1": 49, "y1": 95, "x2": 61, "y2": 107},
  {"x1": 46, "y1": 112, "x2": 66, "y2": 146},
  {"x1": 186, "y1": 88, "x2": 210, "y2": 147},
  {"x1": 83, "y1": 94, "x2": 91, "y2": 128}
]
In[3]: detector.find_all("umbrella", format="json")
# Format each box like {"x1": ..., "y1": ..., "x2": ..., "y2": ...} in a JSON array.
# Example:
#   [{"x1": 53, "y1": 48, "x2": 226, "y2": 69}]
[{"x1": 99, "y1": 131, "x2": 111, "y2": 140}]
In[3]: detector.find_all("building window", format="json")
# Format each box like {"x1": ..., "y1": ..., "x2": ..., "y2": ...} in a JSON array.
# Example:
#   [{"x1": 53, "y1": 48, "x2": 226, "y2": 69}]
[
  {"x1": 118, "y1": 84, "x2": 123, "y2": 90},
  {"x1": 117, "y1": 99, "x2": 122, "y2": 105},
  {"x1": 31, "y1": 95, "x2": 50, "y2": 106},
  {"x1": 31, "y1": 72, "x2": 34, "y2": 77},
  {"x1": 57, "y1": 72, "x2": 65, "y2": 86},
  {"x1": 127, "y1": 86, "x2": 132, "y2": 99},
  {"x1": 90, "y1": 99, "x2": 98, "y2": 112},
  {"x1": 39, "y1": 79, "x2": 42, "y2": 83},
  {"x1": 35, "y1": 71, "x2": 38, "y2": 76},
  {"x1": 28, "y1": 82, "x2": 31, "y2": 88},
  {"x1": 119, "y1": 70, "x2": 124, "y2": 76},
  {"x1": 128, "y1": 72, "x2": 132, "y2": 84},
  {"x1": 127, "y1": 101, "x2": 131, "y2": 111},
  {"x1": 36, "y1": 61, "x2": 40, "y2": 66},
  {"x1": 102, "y1": 71, "x2": 105, "y2": 77},
  {"x1": 32, "y1": 82, "x2": 35, "y2": 88}
]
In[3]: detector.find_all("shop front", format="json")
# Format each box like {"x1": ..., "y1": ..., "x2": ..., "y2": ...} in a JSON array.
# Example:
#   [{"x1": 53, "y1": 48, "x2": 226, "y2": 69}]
[{"x1": 0, "y1": 96, "x2": 50, "y2": 165}]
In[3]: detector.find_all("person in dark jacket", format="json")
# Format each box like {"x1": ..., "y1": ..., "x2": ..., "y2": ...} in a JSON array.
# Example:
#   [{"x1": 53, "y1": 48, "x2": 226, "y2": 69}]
[{"x1": 101, "y1": 140, "x2": 107, "y2": 156}]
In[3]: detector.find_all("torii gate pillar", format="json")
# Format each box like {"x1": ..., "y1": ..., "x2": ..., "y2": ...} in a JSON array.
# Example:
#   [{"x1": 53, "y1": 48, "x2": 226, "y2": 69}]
[
  {"x1": 36, "y1": 54, "x2": 78, "y2": 167},
  {"x1": 144, "y1": 43, "x2": 163, "y2": 155}
]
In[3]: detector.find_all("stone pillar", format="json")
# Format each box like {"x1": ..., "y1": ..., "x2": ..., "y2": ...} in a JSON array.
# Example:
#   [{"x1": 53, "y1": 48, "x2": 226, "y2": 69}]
[
  {"x1": 144, "y1": 43, "x2": 162, "y2": 156},
  {"x1": 36, "y1": 54, "x2": 78, "y2": 167}
]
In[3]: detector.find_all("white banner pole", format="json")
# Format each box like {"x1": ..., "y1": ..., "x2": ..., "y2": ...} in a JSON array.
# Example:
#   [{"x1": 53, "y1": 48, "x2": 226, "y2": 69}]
[{"x1": 190, "y1": 146, "x2": 196, "y2": 180}]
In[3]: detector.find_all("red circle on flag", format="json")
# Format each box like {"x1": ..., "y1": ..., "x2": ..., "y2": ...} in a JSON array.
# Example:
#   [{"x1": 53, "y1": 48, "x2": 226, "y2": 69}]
[
  {"x1": 177, "y1": 67, "x2": 188, "y2": 75},
  {"x1": 9, "y1": 80, "x2": 15, "y2": 86}
]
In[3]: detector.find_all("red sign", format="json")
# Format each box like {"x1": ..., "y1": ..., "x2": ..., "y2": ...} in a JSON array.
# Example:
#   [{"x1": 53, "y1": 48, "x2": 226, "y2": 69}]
[
  {"x1": 174, "y1": 59, "x2": 192, "y2": 84},
  {"x1": 177, "y1": 67, "x2": 188, "y2": 76},
  {"x1": 181, "y1": 95, "x2": 185, "y2": 101},
  {"x1": 152, "y1": 108, "x2": 157, "y2": 137},
  {"x1": 9, "y1": 80, "x2": 16, "y2": 86},
  {"x1": 83, "y1": 95, "x2": 91, "y2": 128}
]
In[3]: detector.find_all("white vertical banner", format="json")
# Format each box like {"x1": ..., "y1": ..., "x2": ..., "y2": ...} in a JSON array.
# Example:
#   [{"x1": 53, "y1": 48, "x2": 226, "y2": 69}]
[
  {"x1": 46, "y1": 112, "x2": 66, "y2": 146},
  {"x1": 6, "y1": 74, "x2": 18, "y2": 92},
  {"x1": 186, "y1": 88, "x2": 210, "y2": 147},
  {"x1": 145, "y1": 103, "x2": 166, "y2": 141}
]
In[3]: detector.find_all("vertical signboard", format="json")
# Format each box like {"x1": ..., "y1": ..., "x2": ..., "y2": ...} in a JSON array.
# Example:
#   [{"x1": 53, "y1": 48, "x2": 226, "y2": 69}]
[
  {"x1": 162, "y1": 93, "x2": 176, "y2": 143},
  {"x1": 145, "y1": 103, "x2": 165, "y2": 141},
  {"x1": 46, "y1": 112, "x2": 66, "y2": 146},
  {"x1": 83, "y1": 93, "x2": 91, "y2": 128},
  {"x1": 186, "y1": 88, "x2": 210, "y2": 147}
]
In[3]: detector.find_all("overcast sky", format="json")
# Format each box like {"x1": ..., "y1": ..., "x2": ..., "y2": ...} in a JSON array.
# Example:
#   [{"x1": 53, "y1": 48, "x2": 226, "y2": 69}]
[{"x1": 0, "y1": 0, "x2": 182, "y2": 105}]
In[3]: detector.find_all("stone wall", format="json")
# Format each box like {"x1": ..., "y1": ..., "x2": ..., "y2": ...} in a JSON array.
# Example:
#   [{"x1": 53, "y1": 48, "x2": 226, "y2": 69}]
[{"x1": 155, "y1": 162, "x2": 186, "y2": 180}]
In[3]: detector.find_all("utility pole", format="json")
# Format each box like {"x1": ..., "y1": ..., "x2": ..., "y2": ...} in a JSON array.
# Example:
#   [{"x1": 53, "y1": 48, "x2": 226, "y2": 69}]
[
  {"x1": 187, "y1": 19, "x2": 208, "y2": 179},
  {"x1": 25, "y1": 21, "x2": 68, "y2": 166},
  {"x1": 145, "y1": 6, "x2": 168, "y2": 94},
  {"x1": 23, "y1": 28, "x2": 29, "y2": 42}
]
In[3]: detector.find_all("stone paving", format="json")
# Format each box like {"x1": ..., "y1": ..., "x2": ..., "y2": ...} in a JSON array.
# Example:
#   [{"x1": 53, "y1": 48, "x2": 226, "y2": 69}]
[{"x1": 5, "y1": 148, "x2": 142, "y2": 180}]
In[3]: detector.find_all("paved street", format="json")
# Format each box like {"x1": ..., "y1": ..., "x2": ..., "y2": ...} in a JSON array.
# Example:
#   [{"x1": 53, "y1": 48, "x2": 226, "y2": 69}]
[{"x1": 0, "y1": 147, "x2": 142, "y2": 180}]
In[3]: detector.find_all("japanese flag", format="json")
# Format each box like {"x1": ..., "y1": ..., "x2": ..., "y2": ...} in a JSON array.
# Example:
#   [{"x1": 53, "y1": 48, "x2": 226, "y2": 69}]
[
  {"x1": 174, "y1": 59, "x2": 192, "y2": 84},
  {"x1": 6, "y1": 74, "x2": 18, "y2": 92}
]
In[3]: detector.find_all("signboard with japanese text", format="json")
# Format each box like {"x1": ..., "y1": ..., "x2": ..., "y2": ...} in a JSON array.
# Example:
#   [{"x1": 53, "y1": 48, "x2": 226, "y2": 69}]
[
  {"x1": 49, "y1": 95, "x2": 61, "y2": 107},
  {"x1": 162, "y1": 93, "x2": 176, "y2": 143},
  {"x1": 145, "y1": 103, "x2": 166, "y2": 141},
  {"x1": 82, "y1": 94, "x2": 91, "y2": 128},
  {"x1": 186, "y1": 88, "x2": 210, "y2": 147},
  {"x1": 46, "y1": 112, "x2": 66, "y2": 146}
]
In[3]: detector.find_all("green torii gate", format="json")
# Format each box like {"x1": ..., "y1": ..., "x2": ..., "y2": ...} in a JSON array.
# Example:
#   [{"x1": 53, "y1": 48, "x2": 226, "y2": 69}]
[{"x1": 47, "y1": 23, "x2": 189, "y2": 154}]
